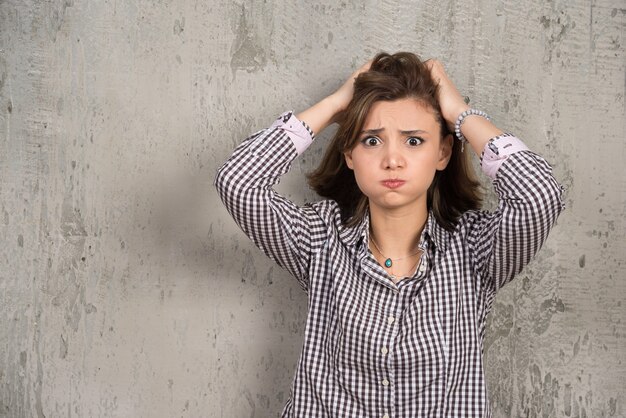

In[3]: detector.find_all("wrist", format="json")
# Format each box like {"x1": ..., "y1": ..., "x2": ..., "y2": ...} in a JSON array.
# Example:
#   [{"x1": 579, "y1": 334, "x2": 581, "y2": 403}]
[
  {"x1": 326, "y1": 92, "x2": 347, "y2": 115},
  {"x1": 296, "y1": 94, "x2": 346, "y2": 135},
  {"x1": 445, "y1": 103, "x2": 470, "y2": 126}
]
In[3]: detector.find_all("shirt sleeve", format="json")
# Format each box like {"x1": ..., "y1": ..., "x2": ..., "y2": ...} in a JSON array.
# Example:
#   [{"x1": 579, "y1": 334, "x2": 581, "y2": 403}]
[
  {"x1": 469, "y1": 136, "x2": 565, "y2": 294},
  {"x1": 213, "y1": 111, "x2": 325, "y2": 293},
  {"x1": 479, "y1": 133, "x2": 530, "y2": 179},
  {"x1": 269, "y1": 110, "x2": 315, "y2": 155}
]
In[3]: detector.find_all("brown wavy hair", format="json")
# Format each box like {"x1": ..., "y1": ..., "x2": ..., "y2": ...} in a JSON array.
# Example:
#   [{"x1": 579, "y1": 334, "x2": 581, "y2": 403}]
[{"x1": 306, "y1": 52, "x2": 483, "y2": 231}]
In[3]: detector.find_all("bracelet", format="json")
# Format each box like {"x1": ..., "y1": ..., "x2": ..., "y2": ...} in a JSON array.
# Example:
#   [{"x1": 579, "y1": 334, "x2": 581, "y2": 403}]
[{"x1": 454, "y1": 109, "x2": 491, "y2": 145}]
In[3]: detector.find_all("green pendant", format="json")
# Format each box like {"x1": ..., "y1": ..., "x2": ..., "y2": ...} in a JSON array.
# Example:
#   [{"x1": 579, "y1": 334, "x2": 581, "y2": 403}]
[{"x1": 384, "y1": 258, "x2": 392, "y2": 268}]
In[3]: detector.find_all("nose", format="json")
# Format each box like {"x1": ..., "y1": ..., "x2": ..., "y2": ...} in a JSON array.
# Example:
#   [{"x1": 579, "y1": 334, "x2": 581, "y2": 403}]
[{"x1": 382, "y1": 142, "x2": 405, "y2": 169}]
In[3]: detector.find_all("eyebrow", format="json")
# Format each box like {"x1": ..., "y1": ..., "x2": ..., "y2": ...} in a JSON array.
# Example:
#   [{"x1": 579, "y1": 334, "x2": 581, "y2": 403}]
[{"x1": 359, "y1": 128, "x2": 429, "y2": 135}]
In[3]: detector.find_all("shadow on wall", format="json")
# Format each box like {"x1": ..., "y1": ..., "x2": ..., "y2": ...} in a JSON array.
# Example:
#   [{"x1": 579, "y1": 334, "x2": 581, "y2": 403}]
[{"x1": 131, "y1": 165, "x2": 222, "y2": 273}]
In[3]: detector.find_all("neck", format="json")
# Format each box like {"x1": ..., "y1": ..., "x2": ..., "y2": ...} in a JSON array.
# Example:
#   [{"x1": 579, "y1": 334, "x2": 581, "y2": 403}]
[{"x1": 368, "y1": 201, "x2": 428, "y2": 257}]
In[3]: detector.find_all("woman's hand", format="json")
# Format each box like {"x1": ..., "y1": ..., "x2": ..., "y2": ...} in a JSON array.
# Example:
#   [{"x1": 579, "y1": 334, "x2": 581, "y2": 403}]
[
  {"x1": 425, "y1": 59, "x2": 470, "y2": 131},
  {"x1": 426, "y1": 58, "x2": 503, "y2": 156},
  {"x1": 296, "y1": 60, "x2": 372, "y2": 135},
  {"x1": 329, "y1": 60, "x2": 372, "y2": 118}
]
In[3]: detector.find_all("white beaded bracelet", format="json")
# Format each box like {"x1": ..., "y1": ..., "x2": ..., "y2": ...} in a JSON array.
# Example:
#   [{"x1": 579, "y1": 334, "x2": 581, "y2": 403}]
[{"x1": 454, "y1": 109, "x2": 491, "y2": 151}]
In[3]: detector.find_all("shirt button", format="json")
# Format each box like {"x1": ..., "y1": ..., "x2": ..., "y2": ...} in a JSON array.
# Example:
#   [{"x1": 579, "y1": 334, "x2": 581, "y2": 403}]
[
  {"x1": 418, "y1": 262, "x2": 427, "y2": 273},
  {"x1": 387, "y1": 315, "x2": 395, "y2": 325},
  {"x1": 382, "y1": 414, "x2": 390, "y2": 418},
  {"x1": 381, "y1": 347, "x2": 388, "y2": 355},
  {"x1": 382, "y1": 379, "x2": 390, "y2": 386}
]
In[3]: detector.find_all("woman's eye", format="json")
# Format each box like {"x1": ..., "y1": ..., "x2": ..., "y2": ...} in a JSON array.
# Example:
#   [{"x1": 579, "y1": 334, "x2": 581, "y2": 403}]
[
  {"x1": 407, "y1": 137, "x2": 423, "y2": 146},
  {"x1": 362, "y1": 136, "x2": 381, "y2": 146}
]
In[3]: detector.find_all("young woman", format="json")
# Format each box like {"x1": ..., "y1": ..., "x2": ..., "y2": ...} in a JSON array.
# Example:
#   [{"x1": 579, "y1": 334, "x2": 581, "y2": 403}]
[{"x1": 214, "y1": 52, "x2": 564, "y2": 417}]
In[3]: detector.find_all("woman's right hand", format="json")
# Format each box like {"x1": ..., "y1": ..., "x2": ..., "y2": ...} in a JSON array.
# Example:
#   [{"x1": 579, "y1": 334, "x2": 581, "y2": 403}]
[
  {"x1": 297, "y1": 60, "x2": 372, "y2": 135},
  {"x1": 329, "y1": 60, "x2": 372, "y2": 118}
]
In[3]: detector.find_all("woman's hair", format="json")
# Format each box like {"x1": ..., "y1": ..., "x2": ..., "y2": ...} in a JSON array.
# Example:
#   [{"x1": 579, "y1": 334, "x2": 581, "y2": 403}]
[{"x1": 306, "y1": 51, "x2": 483, "y2": 231}]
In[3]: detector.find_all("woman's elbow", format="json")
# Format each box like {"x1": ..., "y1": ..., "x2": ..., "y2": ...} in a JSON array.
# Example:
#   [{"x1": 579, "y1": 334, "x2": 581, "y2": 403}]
[{"x1": 213, "y1": 162, "x2": 233, "y2": 201}]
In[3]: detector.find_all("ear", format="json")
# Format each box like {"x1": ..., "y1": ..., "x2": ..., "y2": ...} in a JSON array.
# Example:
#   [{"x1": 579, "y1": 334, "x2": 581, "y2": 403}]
[
  {"x1": 436, "y1": 134, "x2": 453, "y2": 171},
  {"x1": 344, "y1": 149, "x2": 354, "y2": 170}
]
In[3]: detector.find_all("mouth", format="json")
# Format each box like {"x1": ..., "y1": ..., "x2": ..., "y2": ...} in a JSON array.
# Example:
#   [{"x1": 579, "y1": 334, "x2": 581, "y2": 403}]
[{"x1": 381, "y1": 179, "x2": 406, "y2": 189}]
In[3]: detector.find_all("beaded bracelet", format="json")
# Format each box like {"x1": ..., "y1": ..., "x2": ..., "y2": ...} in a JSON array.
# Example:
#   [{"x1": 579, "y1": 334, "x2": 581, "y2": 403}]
[{"x1": 454, "y1": 109, "x2": 491, "y2": 151}]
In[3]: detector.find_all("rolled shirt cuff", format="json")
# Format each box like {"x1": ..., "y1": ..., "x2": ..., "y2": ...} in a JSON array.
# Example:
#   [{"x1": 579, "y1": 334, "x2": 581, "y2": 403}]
[
  {"x1": 480, "y1": 133, "x2": 530, "y2": 180},
  {"x1": 271, "y1": 112, "x2": 530, "y2": 180},
  {"x1": 270, "y1": 111, "x2": 315, "y2": 156}
]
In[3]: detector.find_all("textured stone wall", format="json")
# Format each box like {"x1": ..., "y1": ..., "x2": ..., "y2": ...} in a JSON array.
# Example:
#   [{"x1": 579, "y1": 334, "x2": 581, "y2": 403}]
[{"x1": 1, "y1": 0, "x2": 624, "y2": 417}]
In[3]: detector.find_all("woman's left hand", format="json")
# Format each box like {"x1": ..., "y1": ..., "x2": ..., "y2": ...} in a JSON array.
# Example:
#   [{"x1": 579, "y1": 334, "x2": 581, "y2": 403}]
[{"x1": 425, "y1": 59, "x2": 470, "y2": 131}]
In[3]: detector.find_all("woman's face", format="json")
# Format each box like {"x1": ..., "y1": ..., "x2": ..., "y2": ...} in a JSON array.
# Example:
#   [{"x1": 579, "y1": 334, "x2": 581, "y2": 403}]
[{"x1": 343, "y1": 98, "x2": 452, "y2": 215}]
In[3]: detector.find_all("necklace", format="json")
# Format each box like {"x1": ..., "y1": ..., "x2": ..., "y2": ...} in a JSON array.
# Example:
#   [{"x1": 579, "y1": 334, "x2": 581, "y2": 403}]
[
  {"x1": 390, "y1": 257, "x2": 422, "y2": 280},
  {"x1": 370, "y1": 232, "x2": 422, "y2": 269}
]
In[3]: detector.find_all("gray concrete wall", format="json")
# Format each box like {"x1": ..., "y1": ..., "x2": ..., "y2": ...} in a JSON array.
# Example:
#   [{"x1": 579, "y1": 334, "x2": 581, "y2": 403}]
[{"x1": 0, "y1": 0, "x2": 624, "y2": 417}]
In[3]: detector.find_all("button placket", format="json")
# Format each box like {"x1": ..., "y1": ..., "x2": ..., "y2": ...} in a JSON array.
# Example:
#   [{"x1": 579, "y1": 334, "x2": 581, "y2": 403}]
[
  {"x1": 417, "y1": 252, "x2": 429, "y2": 275},
  {"x1": 381, "y1": 311, "x2": 398, "y2": 403},
  {"x1": 381, "y1": 303, "x2": 399, "y2": 417}
]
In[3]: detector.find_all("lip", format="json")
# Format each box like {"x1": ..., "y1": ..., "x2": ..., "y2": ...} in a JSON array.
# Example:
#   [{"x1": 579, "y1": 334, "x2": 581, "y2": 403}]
[{"x1": 381, "y1": 179, "x2": 406, "y2": 189}]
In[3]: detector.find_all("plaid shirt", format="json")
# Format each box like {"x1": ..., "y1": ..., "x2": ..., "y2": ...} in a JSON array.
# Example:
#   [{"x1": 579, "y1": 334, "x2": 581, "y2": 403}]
[{"x1": 214, "y1": 112, "x2": 564, "y2": 417}]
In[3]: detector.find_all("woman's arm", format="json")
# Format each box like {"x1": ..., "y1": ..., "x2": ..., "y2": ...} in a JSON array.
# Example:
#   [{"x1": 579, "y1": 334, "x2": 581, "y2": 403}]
[
  {"x1": 214, "y1": 62, "x2": 370, "y2": 291},
  {"x1": 213, "y1": 116, "x2": 323, "y2": 292},
  {"x1": 296, "y1": 61, "x2": 371, "y2": 135},
  {"x1": 426, "y1": 59, "x2": 503, "y2": 156},
  {"x1": 427, "y1": 59, "x2": 565, "y2": 293},
  {"x1": 470, "y1": 148, "x2": 564, "y2": 293}
]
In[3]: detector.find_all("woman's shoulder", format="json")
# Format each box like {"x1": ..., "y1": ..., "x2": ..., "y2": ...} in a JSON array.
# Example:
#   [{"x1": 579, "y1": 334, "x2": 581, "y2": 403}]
[
  {"x1": 304, "y1": 199, "x2": 361, "y2": 241},
  {"x1": 451, "y1": 208, "x2": 499, "y2": 237},
  {"x1": 304, "y1": 198, "x2": 343, "y2": 225}
]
